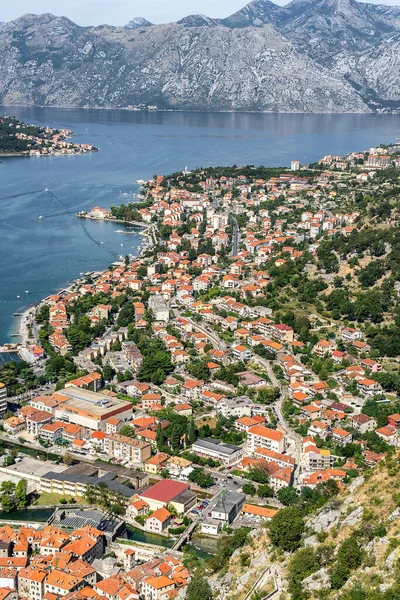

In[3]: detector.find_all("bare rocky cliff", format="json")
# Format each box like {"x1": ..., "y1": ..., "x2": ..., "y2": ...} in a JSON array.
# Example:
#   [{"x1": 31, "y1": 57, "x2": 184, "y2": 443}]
[{"x1": 0, "y1": 0, "x2": 399, "y2": 113}]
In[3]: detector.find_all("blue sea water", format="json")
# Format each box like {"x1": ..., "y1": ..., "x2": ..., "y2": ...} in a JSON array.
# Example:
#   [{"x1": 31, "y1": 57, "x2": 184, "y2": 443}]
[{"x1": 0, "y1": 106, "x2": 399, "y2": 342}]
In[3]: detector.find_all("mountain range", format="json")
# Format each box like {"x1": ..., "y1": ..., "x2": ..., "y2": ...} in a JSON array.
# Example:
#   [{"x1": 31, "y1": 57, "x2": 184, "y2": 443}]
[{"x1": 0, "y1": 0, "x2": 399, "y2": 113}]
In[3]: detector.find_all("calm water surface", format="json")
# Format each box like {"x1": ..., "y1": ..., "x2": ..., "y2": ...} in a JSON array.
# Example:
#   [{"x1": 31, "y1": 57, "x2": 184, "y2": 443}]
[
  {"x1": 1, "y1": 107, "x2": 400, "y2": 342},
  {"x1": 0, "y1": 507, "x2": 53, "y2": 522}
]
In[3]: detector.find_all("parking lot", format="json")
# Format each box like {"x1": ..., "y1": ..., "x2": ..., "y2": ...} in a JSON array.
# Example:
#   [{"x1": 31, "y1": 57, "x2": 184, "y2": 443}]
[{"x1": 190, "y1": 499, "x2": 210, "y2": 519}]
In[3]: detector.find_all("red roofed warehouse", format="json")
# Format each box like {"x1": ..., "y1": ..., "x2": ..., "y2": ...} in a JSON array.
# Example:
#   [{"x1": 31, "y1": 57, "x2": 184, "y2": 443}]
[{"x1": 139, "y1": 479, "x2": 196, "y2": 513}]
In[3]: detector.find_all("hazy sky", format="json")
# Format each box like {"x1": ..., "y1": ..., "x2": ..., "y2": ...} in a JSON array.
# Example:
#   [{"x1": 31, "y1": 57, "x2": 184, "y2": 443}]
[{"x1": 1, "y1": 0, "x2": 399, "y2": 25}]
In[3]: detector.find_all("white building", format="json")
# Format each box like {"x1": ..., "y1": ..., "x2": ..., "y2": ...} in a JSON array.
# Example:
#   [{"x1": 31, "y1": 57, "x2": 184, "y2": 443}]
[
  {"x1": 0, "y1": 382, "x2": 7, "y2": 417},
  {"x1": 148, "y1": 295, "x2": 170, "y2": 322},
  {"x1": 201, "y1": 518, "x2": 221, "y2": 536},
  {"x1": 291, "y1": 160, "x2": 300, "y2": 171},
  {"x1": 247, "y1": 425, "x2": 285, "y2": 454},
  {"x1": 191, "y1": 438, "x2": 243, "y2": 466}
]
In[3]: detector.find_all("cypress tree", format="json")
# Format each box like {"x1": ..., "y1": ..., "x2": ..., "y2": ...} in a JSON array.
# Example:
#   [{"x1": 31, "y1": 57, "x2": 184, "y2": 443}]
[{"x1": 187, "y1": 416, "x2": 196, "y2": 444}]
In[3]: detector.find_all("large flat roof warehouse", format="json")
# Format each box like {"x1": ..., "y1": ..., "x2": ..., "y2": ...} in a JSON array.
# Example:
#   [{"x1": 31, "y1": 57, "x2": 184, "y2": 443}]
[
  {"x1": 54, "y1": 388, "x2": 132, "y2": 422},
  {"x1": 3, "y1": 456, "x2": 68, "y2": 478},
  {"x1": 193, "y1": 438, "x2": 242, "y2": 456},
  {"x1": 140, "y1": 479, "x2": 189, "y2": 503}
]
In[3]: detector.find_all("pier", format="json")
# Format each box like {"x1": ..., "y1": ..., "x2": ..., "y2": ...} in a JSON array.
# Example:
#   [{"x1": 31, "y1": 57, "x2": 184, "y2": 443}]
[{"x1": 76, "y1": 213, "x2": 147, "y2": 229}]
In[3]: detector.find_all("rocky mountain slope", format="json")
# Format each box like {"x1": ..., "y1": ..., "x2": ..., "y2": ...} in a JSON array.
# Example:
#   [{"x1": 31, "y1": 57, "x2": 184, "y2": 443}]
[
  {"x1": 124, "y1": 17, "x2": 152, "y2": 29},
  {"x1": 201, "y1": 457, "x2": 400, "y2": 599},
  {"x1": 0, "y1": 13, "x2": 368, "y2": 112},
  {"x1": 0, "y1": 0, "x2": 399, "y2": 112},
  {"x1": 223, "y1": 0, "x2": 400, "y2": 54}
]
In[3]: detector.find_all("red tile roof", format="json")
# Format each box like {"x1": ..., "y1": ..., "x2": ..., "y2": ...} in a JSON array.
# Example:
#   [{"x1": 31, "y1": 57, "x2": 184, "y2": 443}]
[{"x1": 140, "y1": 479, "x2": 189, "y2": 503}]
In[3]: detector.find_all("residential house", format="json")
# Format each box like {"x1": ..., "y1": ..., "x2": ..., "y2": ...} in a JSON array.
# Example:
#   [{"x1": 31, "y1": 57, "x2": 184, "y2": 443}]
[
  {"x1": 313, "y1": 340, "x2": 335, "y2": 357},
  {"x1": 141, "y1": 576, "x2": 175, "y2": 600},
  {"x1": 357, "y1": 379, "x2": 382, "y2": 396},
  {"x1": 247, "y1": 426, "x2": 285, "y2": 454},
  {"x1": 26, "y1": 411, "x2": 54, "y2": 438},
  {"x1": 104, "y1": 434, "x2": 151, "y2": 464},
  {"x1": 351, "y1": 414, "x2": 376, "y2": 434},
  {"x1": 332, "y1": 428, "x2": 352, "y2": 445},
  {"x1": 232, "y1": 345, "x2": 252, "y2": 361},
  {"x1": 144, "y1": 453, "x2": 170, "y2": 475},
  {"x1": 145, "y1": 508, "x2": 172, "y2": 533}
]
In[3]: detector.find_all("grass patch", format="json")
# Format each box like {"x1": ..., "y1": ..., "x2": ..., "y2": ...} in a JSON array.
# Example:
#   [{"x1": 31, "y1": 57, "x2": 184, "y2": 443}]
[
  {"x1": 194, "y1": 415, "x2": 217, "y2": 428},
  {"x1": 32, "y1": 492, "x2": 86, "y2": 506}
]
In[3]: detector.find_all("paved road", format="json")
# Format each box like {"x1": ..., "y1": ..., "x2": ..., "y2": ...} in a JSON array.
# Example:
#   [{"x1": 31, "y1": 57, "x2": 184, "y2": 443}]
[
  {"x1": 231, "y1": 217, "x2": 240, "y2": 257},
  {"x1": 172, "y1": 306, "x2": 227, "y2": 351},
  {"x1": 253, "y1": 354, "x2": 302, "y2": 481}
]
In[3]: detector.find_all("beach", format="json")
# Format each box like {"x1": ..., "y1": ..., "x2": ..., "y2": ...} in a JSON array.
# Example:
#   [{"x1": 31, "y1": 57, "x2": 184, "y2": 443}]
[{"x1": 18, "y1": 306, "x2": 36, "y2": 348}]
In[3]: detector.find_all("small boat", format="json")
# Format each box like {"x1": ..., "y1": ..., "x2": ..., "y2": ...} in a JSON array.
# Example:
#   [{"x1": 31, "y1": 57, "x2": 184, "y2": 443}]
[
  {"x1": 17, "y1": 295, "x2": 20, "y2": 299},
  {"x1": 38, "y1": 215, "x2": 43, "y2": 219},
  {"x1": 44, "y1": 188, "x2": 49, "y2": 192},
  {"x1": 120, "y1": 243, "x2": 123, "y2": 247},
  {"x1": 25, "y1": 290, "x2": 29, "y2": 294},
  {"x1": 100, "y1": 241, "x2": 104, "y2": 245}
]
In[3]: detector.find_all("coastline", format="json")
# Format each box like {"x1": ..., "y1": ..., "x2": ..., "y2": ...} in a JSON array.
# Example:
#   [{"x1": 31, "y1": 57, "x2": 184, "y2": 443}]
[
  {"x1": 0, "y1": 115, "x2": 98, "y2": 159},
  {"x1": 0, "y1": 152, "x2": 30, "y2": 158},
  {"x1": 14, "y1": 209, "x2": 154, "y2": 351},
  {"x1": 0, "y1": 103, "x2": 388, "y2": 115},
  {"x1": 18, "y1": 306, "x2": 36, "y2": 348},
  {"x1": 0, "y1": 149, "x2": 98, "y2": 159},
  {"x1": 76, "y1": 214, "x2": 147, "y2": 229}
]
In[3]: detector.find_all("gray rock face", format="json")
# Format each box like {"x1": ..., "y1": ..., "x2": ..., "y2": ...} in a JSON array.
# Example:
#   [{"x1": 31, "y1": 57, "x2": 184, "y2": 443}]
[
  {"x1": 251, "y1": 551, "x2": 269, "y2": 567},
  {"x1": 302, "y1": 567, "x2": 330, "y2": 593},
  {"x1": 208, "y1": 572, "x2": 234, "y2": 600},
  {"x1": 304, "y1": 535, "x2": 318, "y2": 547},
  {"x1": 1, "y1": 0, "x2": 400, "y2": 112},
  {"x1": 221, "y1": 0, "x2": 288, "y2": 29},
  {"x1": 347, "y1": 476, "x2": 365, "y2": 494},
  {"x1": 385, "y1": 548, "x2": 400, "y2": 569},
  {"x1": 0, "y1": 14, "x2": 369, "y2": 112},
  {"x1": 222, "y1": 0, "x2": 400, "y2": 110},
  {"x1": 388, "y1": 508, "x2": 400, "y2": 522},
  {"x1": 308, "y1": 506, "x2": 341, "y2": 533},
  {"x1": 341, "y1": 506, "x2": 364, "y2": 527},
  {"x1": 178, "y1": 14, "x2": 220, "y2": 27},
  {"x1": 124, "y1": 18, "x2": 152, "y2": 29}
]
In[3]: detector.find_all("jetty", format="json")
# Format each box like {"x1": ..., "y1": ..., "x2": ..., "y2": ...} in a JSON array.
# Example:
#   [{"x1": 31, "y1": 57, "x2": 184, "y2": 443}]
[{"x1": 76, "y1": 213, "x2": 147, "y2": 229}]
